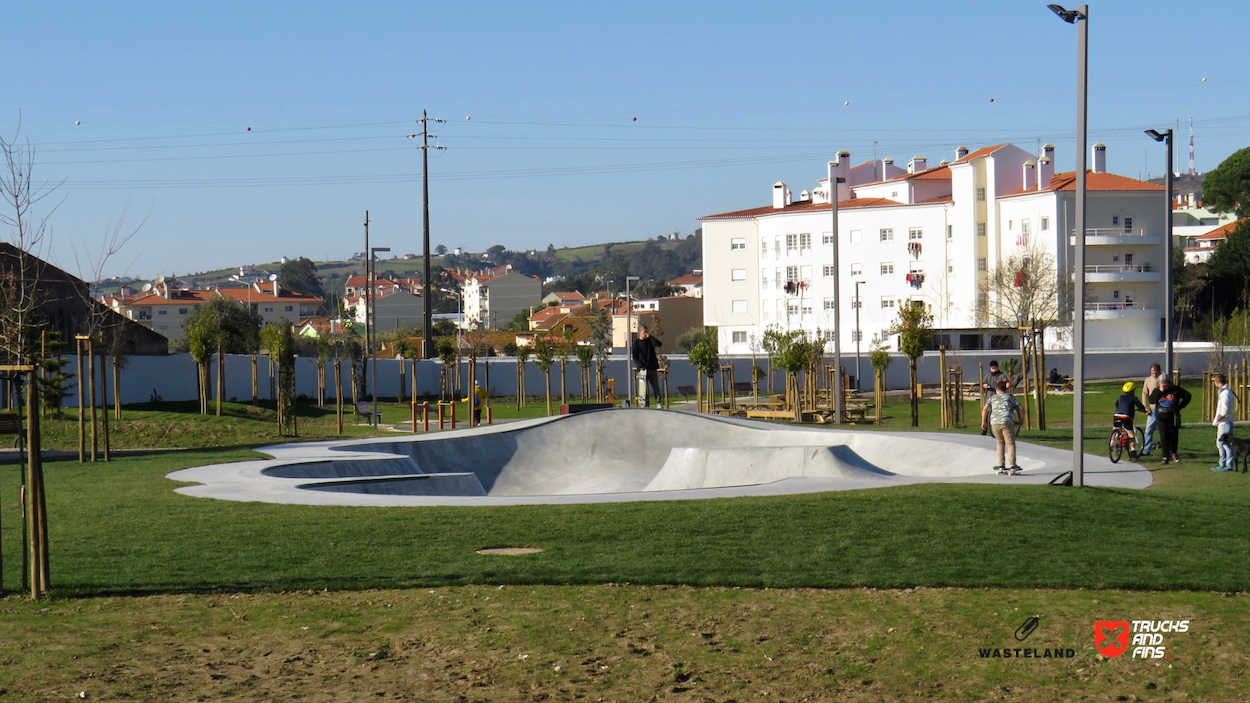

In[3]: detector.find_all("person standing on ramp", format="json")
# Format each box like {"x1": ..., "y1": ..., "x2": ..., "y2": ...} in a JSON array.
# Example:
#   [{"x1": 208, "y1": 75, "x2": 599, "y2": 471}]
[
  {"x1": 981, "y1": 380, "x2": 1023, "y2": 474},
  {"x1": 631, "y1": 325, "x2": 663, "y2": 407}
]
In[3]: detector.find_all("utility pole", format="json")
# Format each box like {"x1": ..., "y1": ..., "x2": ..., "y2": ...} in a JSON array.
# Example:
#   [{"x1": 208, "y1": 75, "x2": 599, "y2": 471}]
[
  {"x1": 364, "y1": 211, "x2": 370, "y2": 408},
  {"x1": 414, "y1": 111, "x2": 446, "y2": 359}
]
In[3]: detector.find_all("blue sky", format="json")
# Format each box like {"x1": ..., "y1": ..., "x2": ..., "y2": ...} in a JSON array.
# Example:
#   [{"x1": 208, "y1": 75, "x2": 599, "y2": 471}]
[{"x1": 5, "y1": 0, "x2": 1247, "y2": 280}]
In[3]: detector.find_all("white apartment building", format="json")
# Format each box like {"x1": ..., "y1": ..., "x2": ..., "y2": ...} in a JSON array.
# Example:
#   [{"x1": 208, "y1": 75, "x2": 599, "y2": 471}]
[
  {"x1": 701, "y1": 143, "x2": 1168, "y2": 354},
  {"x1": 461, "y1": 265, "x2": 542, "y2": 330}
]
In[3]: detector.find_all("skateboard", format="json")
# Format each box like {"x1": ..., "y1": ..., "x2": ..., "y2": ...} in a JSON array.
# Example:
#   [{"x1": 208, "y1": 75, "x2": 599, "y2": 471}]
[{"x1": 995, "y1": 466, "x2": 1023, "y2": 476}]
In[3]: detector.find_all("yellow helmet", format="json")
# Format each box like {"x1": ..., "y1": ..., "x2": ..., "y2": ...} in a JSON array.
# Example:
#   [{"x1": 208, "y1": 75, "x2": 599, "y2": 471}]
[{"x1": 1122, "y1": 381, "x2": 1135, "y2": 393}]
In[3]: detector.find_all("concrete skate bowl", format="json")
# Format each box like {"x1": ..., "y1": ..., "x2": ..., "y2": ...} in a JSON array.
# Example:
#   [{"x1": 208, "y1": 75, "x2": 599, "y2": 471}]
[{"x1": 167, "y1": 409, "x2": 1151, "y2": 506}]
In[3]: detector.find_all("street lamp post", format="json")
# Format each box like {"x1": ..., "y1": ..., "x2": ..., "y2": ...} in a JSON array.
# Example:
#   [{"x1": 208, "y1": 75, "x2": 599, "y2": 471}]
[
  {"x1": 1145, "y1": 128, "x2": 1175, "y2": 377},
  {"x1": 625, "y1": 275, "x2": 640, "y2": 406},
  {"x1": 1049, "y1": 2, "x2": 1089, "y2": 487},
  {"x1": 439, "y1": 286, "x2": 463, "y2": 394},
  {"x1": 370, "y1": 246, "x2": 391, "y2": 427},
  {"x1": 830, "y1": 171, "x2": 846, "y2": 424},
  {"x1": 854, "y1": 279, "x2": 865, "y2": 390}
]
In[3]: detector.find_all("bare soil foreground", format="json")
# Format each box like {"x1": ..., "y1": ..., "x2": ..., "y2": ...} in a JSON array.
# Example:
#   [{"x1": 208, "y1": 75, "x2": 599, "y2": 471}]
[{"x1": 3, "y1": 585, "x2": 1247, "y2": 702}]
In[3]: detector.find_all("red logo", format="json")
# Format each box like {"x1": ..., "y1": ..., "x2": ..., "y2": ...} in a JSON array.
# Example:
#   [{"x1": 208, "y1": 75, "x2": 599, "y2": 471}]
[{"x1": 1095, "y1": 621, "x2": 1129, "y2": 658}]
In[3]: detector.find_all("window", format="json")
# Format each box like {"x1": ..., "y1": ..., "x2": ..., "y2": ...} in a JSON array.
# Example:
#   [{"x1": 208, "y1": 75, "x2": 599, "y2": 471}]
[
  {"x1": 761, "y1": 268, "x2": 769, "y2": 287},
  {"x1": 775, "y1": 268, "x2": 781, "y2": 289},
  {"x1": 852, "y1": 330, "x2": 863, "y2": 343},
  {"x1": 909, "y1": 261, "x2": 924, "y2": 273},
  {"x1": 1021, "y1": 219, "x2": 1031, "y2": 235},
  {"x1": 1041, "y1": 217, "x2": 1050, "y2": 231},
  {"x1": 1112, "y1": 216, "x2": 1119, "y2": 226},
  {"x1": 786, "y1": 266, "x2": 798, "y2": 282},
  {"x1": 787, "y1": 302, "x2": 799, "y2": 316},
  {"x1": 881, "y1": 297, "x2": 895, "y2": 309},
  {"x1": 785, "y1": 233, "x2": 798, "y2": 251},
  {"x1": 879, "y1": 228, "x2": 894, "y2": 242},
  {"x1": 799, "y1": 233, "x2": 812, "y2": 249},
  {"x1": 179, "y1": 308, "x2": 188, "y2": 315},
  {"x1": 909, "y1": 227, "x2": 923, "y2": 241},
  {"x1": 977, "y1": 223, "x2": 986, "y2": 237},
  {"x1": 850, "y1": 229, "x2": 862, "y2": 244},
  {"x1": 731, "y1": 269, "x2": 747, "y2": 281},
  {"x1": 801, "y1": 304, "x2": 813, "y2": 316},
  {"x1": 800, "y1": 265, "x2": 812, "y2": 280},
  {"x1": 947, "y1": 259, "x2": 955, "y2": 274},
  {"x1": 978, "y1": 292, "x2": 988, "y2": 309},
  {"x1": 976, "y1": 187, "x2": 986, "y2": 201},
  {"x1": 1125, "y1": 253, "x2": 1134, "y2": 268},
  {"x1": 732, "y1": 300, "x2": 747, "y2": 314},
  {"x1": 946, "y1": 225, "x2": 953, "y2": 240},
  {"x1": 264, "y1": 306, "x2": 274, "y2": 313},
  {"x1": 823, "y1": 264, "x2": 836, "y2": 277},
  {"x1": 761, "y1": 239, "x2": 769, "y2": 256},
  {"x1": 732, "y1": 331, "x2": 747, "y2": 344},
  {"x1": 1008, "y1": 220, "x2": 1013, "y2": 231},
  {"x1": 824, "y1": 330, "x2": 837, "y2": 341},
  {"x1": 851, "y1": 297, "x2": 862, "y2": 309},
  {"x1": 1124, "y1": 217, "x2": 1133, "y2": 231},
  {"x1": 977, "y1": 258, "x2": 987, "y2": 272},
  {"x1": 822, "y1": 231, "x2": 834, "y2": 245},
  {"x1": 285, "y1": 305, "x2": 294, "y2": 312},
  {"x1": 158, "y1": 309, "x2": 167, "y2": 315},
  {"x1": 1113, "y1": 289, "x2": 1120, "y2": 300},
  {"x1": 850, "y1": 263, "x2": 863, "y2": 276},
  {"x1": 730, "y1": 238, "x2": 746, "y2": 250},
  {"x1": 880, "y1": 262, "x2": 895, "y2": 276},
  {"x1": 891, "y1": 191, "x2": 899, "y2": 199},
  {"x1": 823, "y1": 298, "x2": 836, "y2": 310}
]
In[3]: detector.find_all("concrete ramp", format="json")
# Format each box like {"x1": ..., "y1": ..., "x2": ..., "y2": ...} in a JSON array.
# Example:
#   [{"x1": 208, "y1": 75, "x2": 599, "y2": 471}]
[
  {"x1": 167, "y1": 408, "x2": 1154, "y2": 506},
  {"x1": 644, "y1": 446, "x2": 893, "y2": 491}
]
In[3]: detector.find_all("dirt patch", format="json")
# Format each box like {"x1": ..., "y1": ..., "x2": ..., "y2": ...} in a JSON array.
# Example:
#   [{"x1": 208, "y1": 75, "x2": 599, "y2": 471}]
[{"x1": 476, "y1": 547, "x2": 545, "y2": 555}]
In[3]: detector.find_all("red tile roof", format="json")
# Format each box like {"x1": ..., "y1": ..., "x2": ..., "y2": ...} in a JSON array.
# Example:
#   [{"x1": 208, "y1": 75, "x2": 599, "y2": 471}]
[
  {"x1": 999, "y1": 171, "x2": 1165, "y2": 199},
  {"x1": 1195, "y1": 218, "x2": 1246, "y2": 241},
  {"x1": 951, "y1": 144, "x2": 1009, "y2": 165},
  {"x1": 897, "y1": 165, "x2": 952, "y2": 181},
  {"x1": 669, "y1": 272, "x2": 703, "y2": 285},
  {"x1": 700, "y1": 196, "x2": 908, "y2": 220},
  {"x1": 124, "y1": 289, "x2": 214, "y2": 306}
]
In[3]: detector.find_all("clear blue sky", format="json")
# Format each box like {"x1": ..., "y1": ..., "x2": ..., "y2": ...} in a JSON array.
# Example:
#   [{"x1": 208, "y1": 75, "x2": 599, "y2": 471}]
[{"x1": 5, "y1": 0, "x2": 1247, "y2": 280}]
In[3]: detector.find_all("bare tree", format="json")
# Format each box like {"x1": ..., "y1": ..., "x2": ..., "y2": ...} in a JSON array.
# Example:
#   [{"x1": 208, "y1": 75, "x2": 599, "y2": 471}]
[{"x1": 0, "y1": 123, "x2": 64, "y2": 364}]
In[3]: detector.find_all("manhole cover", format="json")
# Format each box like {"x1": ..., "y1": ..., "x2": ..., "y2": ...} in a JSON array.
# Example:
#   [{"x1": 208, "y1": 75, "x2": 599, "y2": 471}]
[{"x1": 475, "y1": 547, "x2": 545, "y2": 555}]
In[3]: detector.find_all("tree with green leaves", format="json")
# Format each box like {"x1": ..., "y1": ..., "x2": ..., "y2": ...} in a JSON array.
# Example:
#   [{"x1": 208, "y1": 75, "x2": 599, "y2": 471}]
[
  {"x1": 1201, "y1": 146, "x2": 1250, "y2": 218},
  {"x1": 184, "y1": 296, "x2": 262, "y2": 416},
  {"x1": 890, "y1": 300, "x2": 935, "y2": 427},
  {"x1": 761, "y1": 325, "x2": 786, "y2": 394},
  {"x1": 278, "y1": 256, "x2": 325, "y2": 299},
  {"x1": 260, "y1": 322, "x2": 297, "y2": 436},
  {"x1": 534, "y1": 338, "x2": 555, "y2": 415},
  {"x1": 1206, "y1": 219, "x2": 1250, "y2": 312},
  {"x1": 688, "y1": 337, "x2": 719, "y2": 412},
  {"x1": 436, "y1": 338, "x2": 457, "y2": 401},
  {"x1": 557, "y1": 325, "x2": 575, "y2": 403},
  {"x1": 575, "y1": 345, "x2": 594, "y2": 401},
  {"x1": 587, "y1": 303, "x2": 613, "y2": 402},
  {"x1": 36, "y1": 331, "x2": 75, "y2": 418},
  {"x1": 773, "y1": 330, "x2": 812, "y2": 413}
]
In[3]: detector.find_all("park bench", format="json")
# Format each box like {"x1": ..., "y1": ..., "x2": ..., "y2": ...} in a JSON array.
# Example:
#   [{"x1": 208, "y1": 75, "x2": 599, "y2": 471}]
[
  {"x1": 353, "y1": 401, "x2": 382, "y2": 424},
  {"x1": 732, "y1": 381, "x2": 754, "y2": 395},
  {"x1": 675, "y1": 385, "x2": 696, "y2": 399},
  {"x1": 1047, "y1": 377, "x2": 1074, "y2": 393}
]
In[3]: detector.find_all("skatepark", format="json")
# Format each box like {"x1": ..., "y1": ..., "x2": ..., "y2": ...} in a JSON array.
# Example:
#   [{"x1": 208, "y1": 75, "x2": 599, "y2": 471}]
[{"x1": 167, "y1": 408, "x2": 1152, "y2": 506}]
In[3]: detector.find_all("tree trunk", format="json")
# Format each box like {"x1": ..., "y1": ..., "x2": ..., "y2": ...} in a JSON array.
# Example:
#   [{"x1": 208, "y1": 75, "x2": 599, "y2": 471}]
[
  {"x1": 113, "y1": 361, "x2": 122, "y2": 420},
  {"x1": 559, "y1": 361, "x2": 567, "y2": 404},
  {"x1": 909, "y1": 358, "x2": 919, "y2": 427},
  {"x1": 251, "y1": 354, "x2": 258, "y2": 405},
  {"x1": 545, "y1": 370, "x2": 552, "y2": 416},
  {"x1": 216, "y1": 346, "x2": 224, "y2": 417},
  {"x1": 100, "y1": 353, "x2": 110, "y2": 462}
]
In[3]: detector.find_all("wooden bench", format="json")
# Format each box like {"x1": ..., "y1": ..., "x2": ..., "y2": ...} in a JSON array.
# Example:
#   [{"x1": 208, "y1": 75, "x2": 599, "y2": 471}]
[
  {"x1": 353, "y1": 401, "x2": 382, "y2": 424},
  {"x1": 746, "y1": 409, "x2": 799, "y2": 420},
  {"x1": 675, "y1": 385, "x2": 696, "y2": 399},
  {"x1": 1046, "y1": 377, "x2": 1074, "y2": 393},
  {"x1": 732, "y1": 381, "x2": 754, "y2": 395},
  {"x1": 0, "y1": 414, "x2": 20, "y2": 436}
]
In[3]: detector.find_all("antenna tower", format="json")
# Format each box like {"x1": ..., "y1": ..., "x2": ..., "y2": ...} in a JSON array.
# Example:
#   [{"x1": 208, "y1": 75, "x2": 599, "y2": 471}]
[{"x1": 1187, "y1": 117, "x2": 1197, "y2": 176}]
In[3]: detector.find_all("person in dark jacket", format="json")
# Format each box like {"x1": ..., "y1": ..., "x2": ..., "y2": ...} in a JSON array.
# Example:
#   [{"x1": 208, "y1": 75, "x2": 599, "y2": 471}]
[
  {"x1": 630, "y1": 325, "x2": 663, "y2": 407},
  {"x1": 1147, "y1": 375, "x2": 1192, "y2": 465},
  {"x1": 1113, "y1": 381, "x2": 1150, "y2": 454}
]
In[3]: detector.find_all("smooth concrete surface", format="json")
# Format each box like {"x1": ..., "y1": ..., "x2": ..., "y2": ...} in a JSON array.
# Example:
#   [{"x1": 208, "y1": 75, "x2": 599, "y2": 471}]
[{"x1": 166, "y1": 408, "x2": 1153, "y2": 506}]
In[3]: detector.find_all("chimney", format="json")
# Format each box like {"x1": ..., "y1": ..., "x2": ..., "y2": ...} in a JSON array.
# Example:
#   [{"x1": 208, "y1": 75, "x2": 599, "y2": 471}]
[
  {"x1": 908, "y1": 155, "x2": 927, "y2": 174},
  {"x1": 939, "y1": 159, "x2": 950, "y2": 167},
  {"x1": 273, "y1": 280, "x2": 280, "y2": 297},
  {"x1": 1022, "y1": 160, "x2": 1036, "y2": 191},
  {"x1": 1187, "y1": 192, "x2": 1196, "y2": 208},
  {"x1": 1037, "y1": 157, "x2": 1054, "y2": 190},
  {"x1": 773, "y1": 182, "x2": 787, "y2": 209},
  {"x1": 955, "y1": 146, "x2": 969, "y2": 160},
  {"x1": 1040, "y1": 143, "x2": 1055, "y2": 162},
  {"x1": 799, "y1": 190, "x2": 810, "y2": 202},
  {"x1": 1092, "y1": 143, "x2": 1107, "y2": 173},
  {"x1": 119, "y1": 284, "x2": 133, "y2": 299}
]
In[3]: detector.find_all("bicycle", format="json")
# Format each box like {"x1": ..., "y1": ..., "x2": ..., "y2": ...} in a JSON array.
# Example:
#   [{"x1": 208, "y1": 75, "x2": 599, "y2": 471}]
[{"x1": 1108, "y1": 417, "x2": 1144, "y2": 464}]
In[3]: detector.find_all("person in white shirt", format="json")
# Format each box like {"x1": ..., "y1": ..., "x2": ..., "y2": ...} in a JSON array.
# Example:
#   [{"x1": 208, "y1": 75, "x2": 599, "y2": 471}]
[{"x1": 1212, "y1": 373, "x2": 1236, "y2": 472}]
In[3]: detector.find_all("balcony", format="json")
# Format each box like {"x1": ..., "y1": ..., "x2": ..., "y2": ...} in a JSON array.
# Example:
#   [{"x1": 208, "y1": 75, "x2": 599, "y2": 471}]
[
  {"x1": 1084, "y1": 302, "x2": 1160, "y2": 320},
  {"x1": 1084, "y1": 264, "x2": 1161, "y2": 283},
  {"x1": 1069, "y1": 228, "x2": 1160, "y2": 246}
]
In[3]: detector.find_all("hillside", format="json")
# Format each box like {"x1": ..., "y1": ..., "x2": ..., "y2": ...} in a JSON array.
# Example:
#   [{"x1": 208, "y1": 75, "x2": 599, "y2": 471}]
[{"x1": 1148, "y1": 172, "x2": 1206, "y2": 200}]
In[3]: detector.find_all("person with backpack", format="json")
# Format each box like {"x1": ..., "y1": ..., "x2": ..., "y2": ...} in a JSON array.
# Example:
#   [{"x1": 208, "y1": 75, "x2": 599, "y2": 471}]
[{"x1": 981, "y1": 380, "x2": 1023, "y2": 473}]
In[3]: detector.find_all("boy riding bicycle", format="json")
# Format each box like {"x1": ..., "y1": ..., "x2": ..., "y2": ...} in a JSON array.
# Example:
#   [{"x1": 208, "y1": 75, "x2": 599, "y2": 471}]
[{"x1": 1114, "y1": 381, "x2": 1151, "y2": 451}]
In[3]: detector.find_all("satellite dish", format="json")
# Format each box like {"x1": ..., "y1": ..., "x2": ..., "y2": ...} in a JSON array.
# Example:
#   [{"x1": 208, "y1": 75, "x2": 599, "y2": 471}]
[
  {"x1": 141, "y1": 283, "x2": 153, "y2": 292},
  {"x1": 269, "y1": 274, "x2": 279, "y2": 281},
  {"x1": 153, "y1": 275, "x2": 165, "y2": 286}
]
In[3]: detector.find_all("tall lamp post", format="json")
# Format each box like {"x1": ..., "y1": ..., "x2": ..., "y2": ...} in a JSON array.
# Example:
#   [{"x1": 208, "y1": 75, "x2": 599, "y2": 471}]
[
  {"x1": 1145, "y1": 128, "x2": 1175, "y2": 377},
  {"x1": 413, "y1": 110, "x2": 445, "y2": 359},
  {"x1": 830, "y1": 170, "x2": 846, "y2": 424},
  {"x1": 369, "y1": 246, "x2": 391, "y2": 427},
  {"x1": 1049, "y1": 2, "x2": 1089, "y2": 487},
  {"x1": 854, "y1": 279, "x2": 865, "y2": 390},
  {"x1": 625, "y1": 275, "x2": 640, "y2": 405}
]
